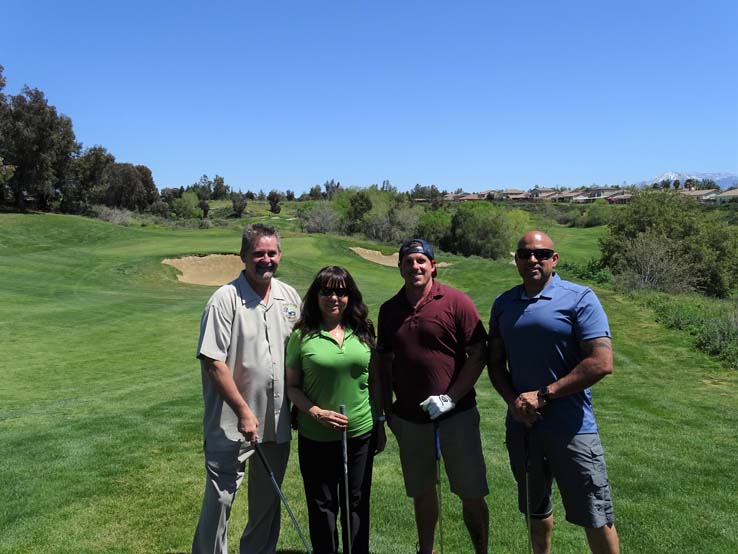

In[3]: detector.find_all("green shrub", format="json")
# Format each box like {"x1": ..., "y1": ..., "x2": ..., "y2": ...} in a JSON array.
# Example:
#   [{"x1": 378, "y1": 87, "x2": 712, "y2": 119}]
[
  {"x1": 89, "y1": 204, "x2": 132, "y2": 226},
  {"x1": 171, "y1": 191, "x2": 202, "y2": 219},
  {"x1": 643, "y1": 293, "x2": 738, "y2": 369},
  {"x1": 695, "y1": 313, "x2": 738, "y2": 364},
  {"x1": 296, "y1": 201, "x2": 339, "y2": 233},
  {"x1": 601, "y1": 191, "x2": 738, "y2": 297},
  {"x1": 417, "y1": 207, "x2": 452, "y2": 247},
  {"x1": 448, "y1": 202, "x2": 530, "y2": 259},
  {"x1": 558, "y1": 258, "x2": 612, "y2": 285}
]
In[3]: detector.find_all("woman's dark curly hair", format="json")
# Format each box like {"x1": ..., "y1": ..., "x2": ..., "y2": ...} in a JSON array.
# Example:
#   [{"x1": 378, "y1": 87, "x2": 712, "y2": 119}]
[{"x1": 295, "y1": 266, "x2": 375, "y2": 348}]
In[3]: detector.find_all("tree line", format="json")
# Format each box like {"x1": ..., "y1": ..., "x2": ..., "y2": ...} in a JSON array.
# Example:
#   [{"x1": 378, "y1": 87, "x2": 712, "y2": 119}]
[
  {"x1": 0, "y1": 66, "x2": 248, "y2": 219},
  {"x1": 0, "y1": 65, "x2": 160, "y2": 213}
]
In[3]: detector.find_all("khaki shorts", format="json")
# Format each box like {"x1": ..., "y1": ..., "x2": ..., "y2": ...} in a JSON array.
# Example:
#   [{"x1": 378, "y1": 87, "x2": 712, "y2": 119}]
[{"x1": 389, "y1": 407, "x2": 489, "y2": 499}]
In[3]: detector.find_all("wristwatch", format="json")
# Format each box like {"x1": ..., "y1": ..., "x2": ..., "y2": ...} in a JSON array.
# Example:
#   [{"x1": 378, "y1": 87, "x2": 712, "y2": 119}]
[
  {"x1": 375, "y1": 415, "x2": 386, "y2": 423},
  {"x1": 537, "y1": 386, "x2": 552, "y2": 406}
]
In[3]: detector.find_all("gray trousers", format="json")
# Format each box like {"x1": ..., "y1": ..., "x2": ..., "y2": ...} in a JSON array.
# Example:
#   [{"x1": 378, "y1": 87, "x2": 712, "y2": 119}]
[{"x1": 192, "y1": 441, "x2": 291, "y2": 554}]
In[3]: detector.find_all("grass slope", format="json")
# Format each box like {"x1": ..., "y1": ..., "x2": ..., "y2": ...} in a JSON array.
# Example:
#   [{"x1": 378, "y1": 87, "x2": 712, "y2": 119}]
[{"x1": 0, "y1": 214, "x2": 735, "y2": 553}]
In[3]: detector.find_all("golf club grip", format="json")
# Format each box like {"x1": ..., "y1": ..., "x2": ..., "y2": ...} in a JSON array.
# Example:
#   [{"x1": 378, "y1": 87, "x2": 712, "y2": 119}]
[{"x1": 433, "y1": 420, "x2": 441, "y2": 460}]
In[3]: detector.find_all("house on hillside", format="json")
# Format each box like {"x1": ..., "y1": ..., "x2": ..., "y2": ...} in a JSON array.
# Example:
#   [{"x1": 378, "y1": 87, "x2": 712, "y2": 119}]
[
  {"x1": 572, "y1": 186, "x2": 620, "y2": 203},
  {"x1": 549, "y1": 189, "x2": 583, "y2": 202},
  {"x1": 716, "y1": 188, "x2": 738, "y2": 204},
  {"x1": 456, "y1": 193, "x2": 482, "y2": 201},
  {"x1": 529, "y1": 187, "x2": 557, "y2": 200},
  {"x1": 497, "y1": 189, "x2": 528, "y2": 201},
  {"x1": 606, "y1": 190, "x2": 632, "y2": 204},
  {"x1": 679, "y1": 188, "x2": 719, "y2": 203}
]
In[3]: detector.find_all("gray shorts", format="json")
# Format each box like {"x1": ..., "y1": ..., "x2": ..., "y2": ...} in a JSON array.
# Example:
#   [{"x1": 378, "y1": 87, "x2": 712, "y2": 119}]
[
  {"x1": 390, "y1": 407, "x2": 489, "y2": 499},
  {"x1": 505, "y1": 424, "x2": 615, "y2": 528}
]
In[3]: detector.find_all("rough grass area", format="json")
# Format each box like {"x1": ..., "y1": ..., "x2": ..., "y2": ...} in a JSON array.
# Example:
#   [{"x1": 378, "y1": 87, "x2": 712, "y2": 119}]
[
  {"x1": 640, "y1": 292, "x2": 738, "y2": 369},
  {"x1": 1, "y1": 213, "x2": 736, "y2": 553}
]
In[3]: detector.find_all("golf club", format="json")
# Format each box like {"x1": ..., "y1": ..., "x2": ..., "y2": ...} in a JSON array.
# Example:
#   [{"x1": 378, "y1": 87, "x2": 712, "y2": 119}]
[
  {"x1": 523, "y1": 429, "x2": 533, "y2": 554},
  {"x1": 339, "y1": 404, "x2": 352, "y2": 554},
  {"x1": 253, "y1": 441, "x2": 312, "y2": 554},
  {"x1": 433, "y1": 420, "x2": 444, "y2": 554}
]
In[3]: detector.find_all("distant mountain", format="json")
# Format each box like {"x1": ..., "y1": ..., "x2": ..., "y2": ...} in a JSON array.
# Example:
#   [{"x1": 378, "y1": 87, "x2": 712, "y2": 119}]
[{"x1": 639, "y1": 171, "x2": 738, "y2": 189}]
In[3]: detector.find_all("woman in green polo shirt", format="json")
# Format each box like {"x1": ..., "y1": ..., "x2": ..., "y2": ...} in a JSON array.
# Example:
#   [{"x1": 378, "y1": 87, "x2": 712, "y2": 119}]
[{"x1": 286, "y1": 266, "x2": 385, "y2": 554}]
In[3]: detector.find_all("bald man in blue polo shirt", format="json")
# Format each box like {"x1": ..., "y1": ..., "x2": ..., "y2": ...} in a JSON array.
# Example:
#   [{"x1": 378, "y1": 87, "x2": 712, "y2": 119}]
[{"x1": 488, "y1": 231, "x2": 620, "y2": 554}]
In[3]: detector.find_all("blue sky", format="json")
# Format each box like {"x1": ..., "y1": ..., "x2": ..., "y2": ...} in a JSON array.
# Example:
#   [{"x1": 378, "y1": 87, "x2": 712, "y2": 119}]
[{"x1": 1, "y1": 0, "x2": 736, "y2": 194}]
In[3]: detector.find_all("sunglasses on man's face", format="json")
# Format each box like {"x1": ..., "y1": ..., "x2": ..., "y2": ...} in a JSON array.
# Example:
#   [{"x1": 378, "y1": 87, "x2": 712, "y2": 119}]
[
  {"x1": 319, "y1": 287, "x2": 349, "y2": 298},
  {"x1": 516, "y1": 248, "x2": 555, "y2": 261}
]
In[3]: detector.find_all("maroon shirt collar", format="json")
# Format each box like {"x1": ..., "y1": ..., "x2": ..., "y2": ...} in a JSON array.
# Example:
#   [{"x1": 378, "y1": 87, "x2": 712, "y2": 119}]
[{"x1": 399, "y1": 279, "x2": 444, "y2": 309}]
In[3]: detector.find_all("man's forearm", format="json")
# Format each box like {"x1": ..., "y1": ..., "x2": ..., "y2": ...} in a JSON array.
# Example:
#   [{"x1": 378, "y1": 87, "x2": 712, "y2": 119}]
[
  {"x1": 204, "y1": 358, "x2": 251, "y2": 417},
  {"x1": 549, "y1": 338, "x2": 613, "y2": 399},
  {"x1": 446, "y1": 342, "x2": 486, "y2": 402},
  {"x1": 487, "y1": 337, "x2": 517, "y2": 406}
]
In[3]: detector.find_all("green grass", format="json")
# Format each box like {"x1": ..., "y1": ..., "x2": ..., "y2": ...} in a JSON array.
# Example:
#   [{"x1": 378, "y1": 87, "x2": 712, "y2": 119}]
[{"x1": 1, "y1": 213, "x2": 736, "y2": 553}]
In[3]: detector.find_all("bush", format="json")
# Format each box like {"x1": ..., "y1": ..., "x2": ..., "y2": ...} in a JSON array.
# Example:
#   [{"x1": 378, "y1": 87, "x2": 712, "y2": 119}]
[
  {"x1": 576, "y1": 200, "x2": 611, "y2": 227},
  {"x1": 147, "y1": 200, "x2": 169, "y2": 218},
  {"x1": 297, "y1": 201, "x2": 339, "y2": 233},
  {"x1": 232, "y1": 193, "x2": 247, "y2": 218},
  {"x1": 644, "y1": 293, "x2": 738, "y2": 370},
  {"x1": 448, "y1": 202, "x2": 529, "y2": 259},
  {"x1": 611, "y1": 229, "x2": 698, "y2": 294},
  {"x1": 601, "y1": 191, "x2": 738, "y2": 297},
  {"x1": 171, "y1": 191, "x2": 202, "y2": 219},
  {"x1": 89, "y1": 205, "x2": 133, "y2": 226},
  {"x1": 417, "y1": 208, "x2": 452, "y2": 248},
  {"x1": 361, "y1": 204, "x2": 420, "y2": 243},
  {"x1": 558, "y1": 258, "x2": 612, "y2": 285},
  {"x1": 695, "y1": 313, "x2": 738, "y2": 364}
]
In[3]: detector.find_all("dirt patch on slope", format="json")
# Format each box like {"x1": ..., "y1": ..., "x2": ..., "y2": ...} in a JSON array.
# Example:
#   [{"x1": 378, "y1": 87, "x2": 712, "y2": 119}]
[{"x1": 162, "y1": 254, "x2": 242, "y2": 286}]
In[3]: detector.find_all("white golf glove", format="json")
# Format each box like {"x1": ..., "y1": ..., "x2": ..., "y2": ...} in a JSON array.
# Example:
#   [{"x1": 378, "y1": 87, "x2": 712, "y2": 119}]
[{"x1": 419, "y1": 395, "x2": 456, "y2": 420}]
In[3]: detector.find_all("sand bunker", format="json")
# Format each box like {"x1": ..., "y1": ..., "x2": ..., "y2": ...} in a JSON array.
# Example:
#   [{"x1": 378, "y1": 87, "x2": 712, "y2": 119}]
[
  {"x1": 350, "y1": 247, "x2": 451, "y2": 268},
  {"x1": 349, "y1": 247, "x2": 399, "y2": 267},
  {"x1": 163, "y1": 247, "x2": 451, "y2": 286},
  {"x1": 162, "y1": 254, "x2": 243, "y2": 286}
]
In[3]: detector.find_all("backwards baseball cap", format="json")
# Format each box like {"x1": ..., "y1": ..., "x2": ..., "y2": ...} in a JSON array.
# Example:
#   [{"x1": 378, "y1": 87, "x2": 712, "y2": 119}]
[{"x1": 398, "y1": 238, "x2": 435, "y2": 262}]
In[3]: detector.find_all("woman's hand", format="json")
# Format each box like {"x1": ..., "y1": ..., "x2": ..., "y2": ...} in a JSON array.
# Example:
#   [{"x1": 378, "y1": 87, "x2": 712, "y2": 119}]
[{"x1": 309, "y1": 406, "x2": 349, "y2": 430}]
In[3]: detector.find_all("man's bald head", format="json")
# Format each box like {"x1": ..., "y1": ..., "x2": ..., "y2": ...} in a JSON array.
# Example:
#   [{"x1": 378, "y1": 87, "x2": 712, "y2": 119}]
[
  {"x1": 517, "y1": 231, "x2": 554, "y2": 250},
  {"x1": 515, "y1": 230, "x2": 558, "y2": 296}
]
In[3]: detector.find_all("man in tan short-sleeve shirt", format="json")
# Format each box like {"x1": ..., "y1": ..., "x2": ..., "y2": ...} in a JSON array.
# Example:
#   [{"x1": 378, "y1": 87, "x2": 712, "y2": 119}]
[{"x1": 192, "y1": 224, "x2": 301, "y2": 554}]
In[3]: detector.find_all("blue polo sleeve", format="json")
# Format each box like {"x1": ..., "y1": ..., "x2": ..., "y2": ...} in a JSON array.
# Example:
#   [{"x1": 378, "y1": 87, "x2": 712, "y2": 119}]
[{"x1": 574, "y1": 289, "x2": 611, "y2": 341}]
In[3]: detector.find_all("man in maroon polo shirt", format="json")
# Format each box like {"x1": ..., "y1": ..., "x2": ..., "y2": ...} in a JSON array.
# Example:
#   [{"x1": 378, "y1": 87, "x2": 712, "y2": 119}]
[{"x1": 376, "y1": 238, "x2": 489, "y2": 554}]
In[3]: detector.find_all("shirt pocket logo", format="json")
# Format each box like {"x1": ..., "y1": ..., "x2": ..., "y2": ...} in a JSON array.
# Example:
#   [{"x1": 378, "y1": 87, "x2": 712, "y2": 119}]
[{"x1": 283, "y1": 303, "x2": 299, "y2": 321}]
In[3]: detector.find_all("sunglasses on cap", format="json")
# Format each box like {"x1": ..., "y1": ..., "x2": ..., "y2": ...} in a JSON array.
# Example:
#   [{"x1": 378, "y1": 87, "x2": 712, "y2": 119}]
[
  {"x1": 319, "y1": 287, "x2": 349, "y2": 298},
  {"x1": 516, "y1": 248, "x2": 555, "y2": 260}
]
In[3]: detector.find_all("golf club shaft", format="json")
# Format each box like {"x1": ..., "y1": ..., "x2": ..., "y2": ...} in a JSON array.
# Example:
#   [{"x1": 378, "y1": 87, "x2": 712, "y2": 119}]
[
  {"x1": 434, "y1": 420, "x2": 444, "y2": 554},
  {"x1": 253, "y1": 442, "x2": 312, "y2": 554},
  {"x1": 523, "y1": 429, "x2": 533, "y2": 554},
  {"x1": 339, "y1": 404, "x2": 352, "y2": 554}
]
